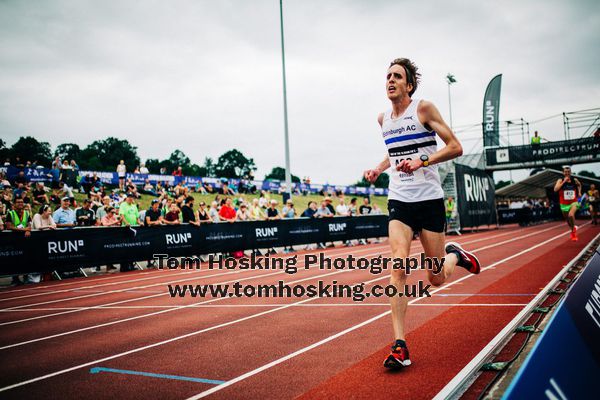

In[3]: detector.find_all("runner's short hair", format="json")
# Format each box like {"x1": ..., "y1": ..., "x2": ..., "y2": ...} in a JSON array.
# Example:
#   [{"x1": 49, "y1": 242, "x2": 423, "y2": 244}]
[{"x1": 389, "y1": 58, "x2": 420, "y2": 97}]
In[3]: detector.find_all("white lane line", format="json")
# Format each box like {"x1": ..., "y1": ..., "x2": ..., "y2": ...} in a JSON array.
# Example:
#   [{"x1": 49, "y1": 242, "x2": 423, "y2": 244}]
[
  {"x1": 0, "y1": 242, "x2": 401, "y2": 326},
  {"x1": 0, "y1": 245, "x2": 400, "y2": 350},
  {"x1": 184, "y1": 223, "x2": 587, "y2": 399},
  {"x1": 0, "y1": 223, "x2": 573, "y2": 392},
  {"x1": 1, "y1": 243, "x2": 392, "y2": 311}
]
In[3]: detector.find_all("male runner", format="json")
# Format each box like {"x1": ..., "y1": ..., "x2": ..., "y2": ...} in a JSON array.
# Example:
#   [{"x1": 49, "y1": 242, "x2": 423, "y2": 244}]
[
  {"x1": 364, "y1": 58, "x2": 481, "y2": 369},
  {"x1": 554, "y1": 166, "x2": 582, "y2": 240}
]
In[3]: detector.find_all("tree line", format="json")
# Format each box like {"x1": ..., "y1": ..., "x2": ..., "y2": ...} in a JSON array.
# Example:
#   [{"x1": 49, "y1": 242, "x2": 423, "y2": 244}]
[{"x1": 0, "y1": 136, "x2": 390, "y2": 187}]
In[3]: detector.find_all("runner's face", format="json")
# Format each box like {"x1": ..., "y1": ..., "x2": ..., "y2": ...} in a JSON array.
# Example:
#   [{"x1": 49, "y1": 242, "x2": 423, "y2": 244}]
[
  {"x1": 563, "y1": 168, "x2": 571, "y2": 177},
  {"x1": 386, "y1": 64, "x2": 412, "y2": 101}
]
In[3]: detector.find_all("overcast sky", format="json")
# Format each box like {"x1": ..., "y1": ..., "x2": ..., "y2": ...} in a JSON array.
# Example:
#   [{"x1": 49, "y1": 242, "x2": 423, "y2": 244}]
[{"x1": 1, "y1": 0, "x2": 599, "y2": 184}]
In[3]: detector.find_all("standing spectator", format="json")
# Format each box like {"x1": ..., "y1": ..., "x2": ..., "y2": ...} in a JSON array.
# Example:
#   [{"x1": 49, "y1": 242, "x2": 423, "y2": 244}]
[
  {"x1": 53, "y1": 197, "x2": 76, "y2": 228},
  {"x1": 250, "y1": 198, "x2": 266, "y2": 220},
  {"x1": 301, "y1": 201, "x2": 318, "y2": 218},
  {"x1": 236, "y1": 203, "x2": 251, "y2": 221},
  {"x1": 324, "y1": 197, "x2": 335, "y2": 215},
  {"x1": 266, "y1": 199, "x2": 281, "y2": 220},
  {"x1": 76, "y1": 199, "x2": 96, "y2": 227},
  {"x1": 172, "y1": 166, "x2": 183, "y2": 176},
  {"x1": 145, "y1": 199, "x2": 164, "y2": 226},
  {"x1": 359, "y1": 197, "x2": 372, "y2": 215},
  {"x1": 444, "y1": 196, "x2": 455, "y2": 229},
  {"x1": 164, "y1": 203, "x2": 181, "y2": 225},
  {"x1": 139, "y1": 163, "x2": 149, "y2": 174},
  {"x1": 159, "y1": 166, "x2": 167, "y2": 175},
  {"x1": 6, "y1": 198, "x2": 32, "y2": 236},
  {"x1": 281, "y1": 199, "x2": 296, "y2": 219},
  {"x1": 32, "y1": 204, "x2": 56, "y2": 230},
  {"x1": 182, "y1": 196, "x2": 199, "y2": 226},
  {"x1": 349, "y1": 197, "x2": 358, "y2": 216},
  {"x1": 118, "y1": 194, "x2": 140, "y2": 226},
  {"x1": 32, "y1": 182, "x2": 49, "y2": 205},
  {"x1": 219, "y1": 198, "x2": 237, "y2": 222},
  {"x1": 116, "y1": 160, "x2": 126, "y2": 190},
  {"x1": 100, "y1": 207, "x2": 121, "y2": 227},
  {"x1": 198, "y1": 201, "x2": 212, "y2": 223},
  {"x1": 530, "y1": 130, "x2": 543, "y2": 146},
  {"x1": 95, "y1": 196, "x2": 112, "y2": 223},
  {"x1": 208, "y1": 201, "x2": 220, "y2": 222}
]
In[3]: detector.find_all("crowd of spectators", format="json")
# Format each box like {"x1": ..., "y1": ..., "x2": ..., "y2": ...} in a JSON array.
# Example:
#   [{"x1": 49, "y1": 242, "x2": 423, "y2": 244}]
[{"x1": 1, "y1": 159, "x2": 384, "y2": 234}]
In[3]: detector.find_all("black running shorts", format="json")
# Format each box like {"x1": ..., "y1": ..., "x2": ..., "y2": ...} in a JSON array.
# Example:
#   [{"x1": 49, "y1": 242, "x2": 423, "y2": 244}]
[{"x1": 388, "y1": 198, "x2": 446, "y2": 233}]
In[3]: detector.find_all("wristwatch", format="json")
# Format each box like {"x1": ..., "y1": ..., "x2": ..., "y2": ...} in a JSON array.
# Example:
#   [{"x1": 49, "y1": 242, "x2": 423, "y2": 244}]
[{"x1": 420, "y1": 154, "x2": 430, "y2": 167}]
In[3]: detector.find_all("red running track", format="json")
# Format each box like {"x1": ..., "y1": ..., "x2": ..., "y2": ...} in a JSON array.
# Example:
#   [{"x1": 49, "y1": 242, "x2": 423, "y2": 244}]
[{"x1": 0, "y1": 221, "x2": 597, "y2": 399}]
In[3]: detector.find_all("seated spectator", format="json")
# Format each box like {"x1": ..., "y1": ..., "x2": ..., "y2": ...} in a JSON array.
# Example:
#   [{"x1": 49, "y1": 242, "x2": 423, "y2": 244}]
[
  {"x1": 203, "y1": 182, "x2": 214, "y2": 193},
  {"x1": 0, "y1": 172, "x2": 10, "y2": 188},
  {"x1": 32, "y1": 204, "x2": 56, "y2": 230},
  {"x1": 258, "y1": 191, "x2": 269, "y2": 209},
  {"x1": 58, "y1": 181, "x2": 75, "y2": 202},
  {"x1": 219, "y1": 181, "x2": 235, "y2": 196},
  {"x1": 12, "y1": 170, "x2": 28, "y2": 187},
  {"x1": 164, "y1": 203, "x2": 181, "y2": 225},
  {"x1": 336, "y1": 198, "x2": 350, "y2": 216},
  {"x1": 0, "y1": 215, "x2": 4, "y2": 230},
  {"x1": 198, "y1": 201, "x2": 212, "y2": 223},
  {"x1": 53, "y1": 197, "x2": 76, "y2": 228},
  {"x1": 236, "y1": 203, "x2": 251, "y2": 221},
  {"x1": 31, "y1": 182, "x2": 49, "y2": 205},
  {"x1": 143, "y1": 179, "x2": 156, "y2": 196},
  {"x1": 301, "y1": 201, "x2": 318, "y2": 218},
  {"x1": 315, "y1": 200, "x2": 334, "y2": 218},
  {"x1": 250, "y1": 198, "x2": 266, "y2": 220},
  {"x1": 118, "y1": 194, "x2": 140, "y2": 226},
  {"x1": 359, "y1": 197, "x2": 372, "y2": 215},
  {"x1": 219, "y1": 197, "x2": 236, "y2": 222},
  {"x1": 281, "y1": 199, "x2": 296, "y2": 219},
  {"x1": 194, "y1": 182, "x2": 207, "y2": 194},
  {"x1": 89, "y1": 186, "x2": 104, "y2": 204},
  {"x1": 100, "y1": 207, "x2": 121, "y2": 227},
  {"x1": 209, "y1": 201, "x2": 220, "y2": 222},
  {"x1": 76, "y1": 199, "x2": 96, "y2": 227},
  {"x1": 266, "y1": 199, "x2": 281, "y2": 220},
  {"x1": 174, "y1": 181, "x2": 188, "y2": 197},
  {"x1": 145, "y1": 199, "x2": 164, "y2": 226},
  {"x1": 125, "y1": 178, "x2": 140, "y2": 198},
  {"x1": 182, "y1": 196, "x2": 199, "y2": 226}
]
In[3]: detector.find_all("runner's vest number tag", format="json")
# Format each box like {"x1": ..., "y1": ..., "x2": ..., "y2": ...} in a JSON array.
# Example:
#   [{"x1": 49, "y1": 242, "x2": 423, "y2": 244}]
[
  {"x1": 392, "y1": 155, "x2": 425, "y2": 184},
  {"x1": 590, "y1": 196, "x2": 596, "y2": 202},
  {"x1": 563, "y1": 190, "x2": 575, "y2": 201}
]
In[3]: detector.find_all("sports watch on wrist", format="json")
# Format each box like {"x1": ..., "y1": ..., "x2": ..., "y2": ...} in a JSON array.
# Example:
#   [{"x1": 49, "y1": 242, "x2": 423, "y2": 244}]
[{"x1": 420, "y1": 154, "x2": 430, "y2": 167}]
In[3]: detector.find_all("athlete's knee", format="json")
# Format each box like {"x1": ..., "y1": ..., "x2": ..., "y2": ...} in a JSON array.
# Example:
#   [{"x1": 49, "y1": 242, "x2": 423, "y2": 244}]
[{"x1": 390, "y1": 269, "x2": 407, "y2": 286}]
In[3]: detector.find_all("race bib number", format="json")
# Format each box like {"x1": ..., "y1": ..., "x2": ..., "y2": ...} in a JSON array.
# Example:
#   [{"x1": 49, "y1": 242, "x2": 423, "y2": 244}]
[
  {"x1": 563, "y1": 190, "x2": 575, "y2": 201},
  {"x1": 590, "y1": 196, "x2": 596, "y2": 202},
  {"x1": 392, "y1": 156, "x2": 425, "y2": 184}
]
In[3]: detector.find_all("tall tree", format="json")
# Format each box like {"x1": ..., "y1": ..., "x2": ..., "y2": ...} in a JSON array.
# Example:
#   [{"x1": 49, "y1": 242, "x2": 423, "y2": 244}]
[
  {"x1": 54, "y1": 143, "x2": 81, "y2": 162},
  {"x1": 0, "y1": 138, "x2": 8, "y2": 162},
  {"x1": 9, "y1": 136, "x2": 53, "y2": 166},
  {"x1": 213, "y1": 149, "x2": 256, "y2": 178},
  {"x1": 578, "y1": 170, "x2": 598, "y2": 179},
  {"x1": 264, "y1": 166, "x2": 300, "y2": 182},
  {"x1": 78, "y1": 137, "x2": 140, "y2": 171}
]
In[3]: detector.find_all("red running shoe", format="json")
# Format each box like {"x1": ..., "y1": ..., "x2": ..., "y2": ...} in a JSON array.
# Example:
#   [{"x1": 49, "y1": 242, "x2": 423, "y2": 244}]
[
  {"x1": 383, "y1": 342, "x2": 411, "y2": 369},
  {"x1": 571, "y1": 226, "x2": 578, "y2": 241},
  {"x1": 445, "y1": 242, "x2": 481, "y2": 274}
]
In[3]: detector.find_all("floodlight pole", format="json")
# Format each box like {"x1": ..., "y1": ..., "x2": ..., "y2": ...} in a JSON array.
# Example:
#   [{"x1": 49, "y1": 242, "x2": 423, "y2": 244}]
[
  {"x1": 279, "y1": 0, "x2": 292, "y2": 197},
  {"x1": 446, "y1": 74, "x2": 456, "y2": 130}
]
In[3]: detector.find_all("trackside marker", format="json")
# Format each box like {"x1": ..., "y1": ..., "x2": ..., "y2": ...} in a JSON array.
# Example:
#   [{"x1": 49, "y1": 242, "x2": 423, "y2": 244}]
[{"x1": 89, "y1": 367, "x2": 225, "y2": 385}]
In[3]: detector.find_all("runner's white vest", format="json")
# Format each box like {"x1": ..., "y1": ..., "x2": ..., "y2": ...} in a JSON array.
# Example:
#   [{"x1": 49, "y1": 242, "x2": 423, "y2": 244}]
[{"x1": 381, "y1": 98, "x2": 444, "y2": 202}]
